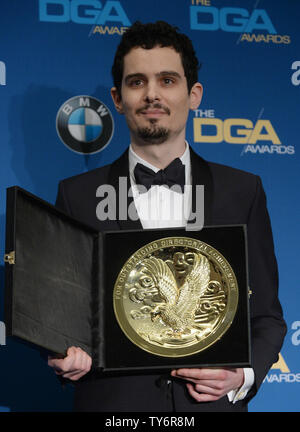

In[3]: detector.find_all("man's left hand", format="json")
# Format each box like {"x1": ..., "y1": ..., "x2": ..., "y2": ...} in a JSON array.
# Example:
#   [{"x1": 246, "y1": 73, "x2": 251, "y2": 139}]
[{"x1": 171, "y1": 368, "x2": 244, "y2": 402}]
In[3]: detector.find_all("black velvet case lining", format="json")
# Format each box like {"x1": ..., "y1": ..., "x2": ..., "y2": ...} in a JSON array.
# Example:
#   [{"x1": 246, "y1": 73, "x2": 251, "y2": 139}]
[{"x1": 101, "y1": 227, "x2": 251, "y2": 371}]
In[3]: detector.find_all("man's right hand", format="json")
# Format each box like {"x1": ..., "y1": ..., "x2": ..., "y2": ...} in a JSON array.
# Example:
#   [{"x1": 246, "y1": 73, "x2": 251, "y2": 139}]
[{"x1": 48, "y1": 346, "x2": 92, "y2": 381}]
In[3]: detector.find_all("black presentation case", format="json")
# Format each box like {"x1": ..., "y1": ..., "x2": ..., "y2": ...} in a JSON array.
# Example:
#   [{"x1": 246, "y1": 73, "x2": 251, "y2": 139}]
[{"x1": 4, "y1": 186, "x2": 251, "y2": 373}]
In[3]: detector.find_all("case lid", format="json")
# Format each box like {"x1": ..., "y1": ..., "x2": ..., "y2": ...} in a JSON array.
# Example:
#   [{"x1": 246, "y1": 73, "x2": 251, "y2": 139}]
[{"x1": 4, "y1": 186, "x2": 97, "y2": 358}]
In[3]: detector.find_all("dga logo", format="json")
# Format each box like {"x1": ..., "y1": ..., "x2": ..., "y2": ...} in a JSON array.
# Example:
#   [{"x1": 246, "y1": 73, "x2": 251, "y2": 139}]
[
  {"x1": 39, "y1": 0, "x2": 130, "y2": 35},
  {"x1": 56, "y1": 96, "x2": 114, "y2": 154},
  {"x1": 193, "y1": 109, "x2": 295, "y2": 155},
  {"x1": 189, "y1": 0, "x2": 290, "y2": 44},
  {"x1": 291, "y1": 61, "x2": 300, "y2": 86},
  {"x1": 0, "y1": 61, "x2": 6, "y2": 86},
  {"x1": 291, "y1": 321, "x2": 300, "y2": 346},
  {"x1": 264, "y1": 353, "x2": 300, "y2": 383}
]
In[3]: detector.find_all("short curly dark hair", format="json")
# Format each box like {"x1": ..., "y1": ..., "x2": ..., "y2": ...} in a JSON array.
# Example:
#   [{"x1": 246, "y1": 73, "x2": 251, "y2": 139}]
[{"x1": 111, "y1": 21, "x2": 200, "y2": 97}]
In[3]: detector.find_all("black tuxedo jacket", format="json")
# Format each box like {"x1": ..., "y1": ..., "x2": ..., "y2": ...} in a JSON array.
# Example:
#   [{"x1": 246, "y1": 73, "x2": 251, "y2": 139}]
[{"x1": 56, "y1": 147, "x2": 286, "y2": 412}]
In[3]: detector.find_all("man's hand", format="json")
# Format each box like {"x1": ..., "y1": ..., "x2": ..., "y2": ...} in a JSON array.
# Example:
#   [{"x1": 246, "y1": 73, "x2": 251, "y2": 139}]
[
  {"x1": 48, "y1": 346, "x2": 92, "y2": 381},
  {"x1": 171, "y1": 368, "x2": 244, "y2": 402}
]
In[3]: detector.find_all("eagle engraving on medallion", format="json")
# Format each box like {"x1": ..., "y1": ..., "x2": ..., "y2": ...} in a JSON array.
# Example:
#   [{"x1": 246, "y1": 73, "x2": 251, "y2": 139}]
[{"x1": 127, "y1": 251, "x2": 227, "y2": 347}]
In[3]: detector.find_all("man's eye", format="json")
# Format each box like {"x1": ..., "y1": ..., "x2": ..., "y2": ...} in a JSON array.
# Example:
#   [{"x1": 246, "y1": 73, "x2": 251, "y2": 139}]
[
  {"x1": 130, "y1": 79, "x2": 143, "y2": 87},
  {"x1": 162, "y1": 78, "x2": 174, "y2": 85}
]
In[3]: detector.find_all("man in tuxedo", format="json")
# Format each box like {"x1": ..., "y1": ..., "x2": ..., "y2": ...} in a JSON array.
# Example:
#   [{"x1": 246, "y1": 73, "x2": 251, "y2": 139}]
[{"x1": 49, "y1": 21, "x2": 286, "y2": 412}]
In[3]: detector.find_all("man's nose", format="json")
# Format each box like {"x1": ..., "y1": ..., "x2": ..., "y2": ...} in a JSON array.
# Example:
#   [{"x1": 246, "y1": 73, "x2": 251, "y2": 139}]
[{"x1": 144, "y1": 81, "x2": 160, "y2": 103}]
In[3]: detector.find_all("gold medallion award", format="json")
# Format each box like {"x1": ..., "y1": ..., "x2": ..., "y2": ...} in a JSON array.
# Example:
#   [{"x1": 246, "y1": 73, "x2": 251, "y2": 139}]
[{"x1": 113, "y1": 237, "x2": 239, "y2": 357}]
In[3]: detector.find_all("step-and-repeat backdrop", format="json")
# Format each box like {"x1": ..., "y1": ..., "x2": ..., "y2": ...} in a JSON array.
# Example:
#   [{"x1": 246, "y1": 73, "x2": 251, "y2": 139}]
[{"x1": 0, "y1": 0, "x2": 299, "y2": 412}]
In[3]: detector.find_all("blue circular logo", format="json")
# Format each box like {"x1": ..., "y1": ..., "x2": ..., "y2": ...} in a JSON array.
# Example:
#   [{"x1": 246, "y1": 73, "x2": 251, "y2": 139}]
[{"x1": 56, "y1": 96, "x2": 114, "y2": 154}]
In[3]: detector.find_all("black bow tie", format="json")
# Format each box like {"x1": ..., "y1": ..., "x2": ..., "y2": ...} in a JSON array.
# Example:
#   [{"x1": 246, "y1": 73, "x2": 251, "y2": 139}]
[{"x1": 134, "y1": 158, "x2": 185, "y2": 193}]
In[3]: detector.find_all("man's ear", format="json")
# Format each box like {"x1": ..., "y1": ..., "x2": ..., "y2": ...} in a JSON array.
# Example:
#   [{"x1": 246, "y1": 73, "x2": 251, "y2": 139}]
[
  {"x1": 189, "y1": 82, "x2": 203, "y2": 110},
  {"x1": 111, "y1": 87, "x2": 124, "y2": 113}
]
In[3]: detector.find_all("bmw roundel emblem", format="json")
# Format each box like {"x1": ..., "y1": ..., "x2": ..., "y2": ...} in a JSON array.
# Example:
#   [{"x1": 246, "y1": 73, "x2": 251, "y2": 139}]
[{"x1": 56, "y1": 96, "x2": 114, "y2": 154}]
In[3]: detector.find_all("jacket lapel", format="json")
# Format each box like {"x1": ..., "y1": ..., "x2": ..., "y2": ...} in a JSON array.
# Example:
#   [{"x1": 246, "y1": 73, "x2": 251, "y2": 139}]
[
  {"x1": 190, "y1": 147, "x2": 214, "y2": 227},
  {"x1": 108, "y1": 149, "x2": 143, "y2": 230}
]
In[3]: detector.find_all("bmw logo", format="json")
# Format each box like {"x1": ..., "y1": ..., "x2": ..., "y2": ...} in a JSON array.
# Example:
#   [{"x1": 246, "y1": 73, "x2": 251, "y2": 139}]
[{"x1": 56, "y1": 95, "x2": 114, "y2": 154}]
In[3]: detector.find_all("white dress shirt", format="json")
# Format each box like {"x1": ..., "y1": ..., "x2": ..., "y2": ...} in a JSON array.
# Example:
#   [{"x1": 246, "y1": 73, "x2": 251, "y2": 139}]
[
  {"x1": 128, "y1": 143, "x2": 254, "y2": 404},
  {"x1": 129, "y1": 143, "x2": 192, "y2": 228}
]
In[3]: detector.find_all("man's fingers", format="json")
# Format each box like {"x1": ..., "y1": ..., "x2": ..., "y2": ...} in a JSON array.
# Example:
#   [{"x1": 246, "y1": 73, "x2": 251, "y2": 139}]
[
  {"x1": 171, "y1": 368, "x2": 245, "y2": 402},
  {"x1": 186, "y1": 383, "x2": 219, "y2": 403},
  {"x1": 78, "y1": 350, "x2": 92, "y2": 373},
  {"x1": 62, "y1": 347, "x2": 87, "y2": 371},
  {"x1": 61, "y1": 370, "x2": 88, "y2": 381},
  {"x1": 177, "y1": 376, "x2": 227, "y2": 391},
  {"x1": 48, "y1": 346, "x2": 92, "y2": 378},
  {"x1": 172, "y1": 368, "x2": 225, "y2": 381},
  {"x1": 60, "y1": 349, "x2": 92, "y2": 380},
  {"x1": 48, "y1": 357, "x2": 65, "y2": 371},
  {"x1": 194, "y1": 383, "x2": 224, "y2": 397}
]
